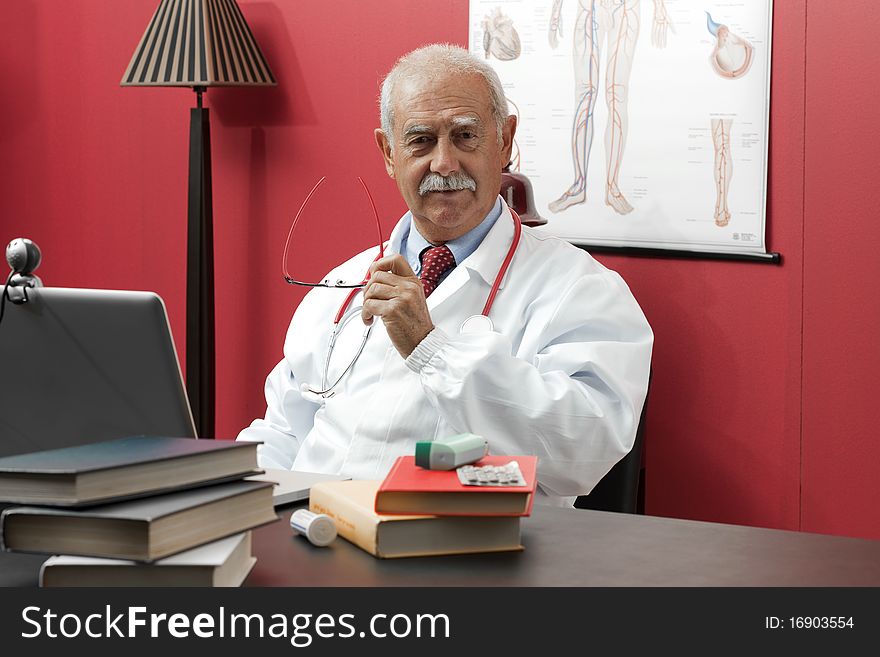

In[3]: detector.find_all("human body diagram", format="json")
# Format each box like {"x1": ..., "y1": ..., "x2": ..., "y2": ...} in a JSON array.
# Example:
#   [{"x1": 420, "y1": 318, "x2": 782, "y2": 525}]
[
  {"x1": 548, "y1": 0, "x2": 672, "y2": 215},
  {"x1": 468, "y1": 1, "x2": 772, "y2": 254}
]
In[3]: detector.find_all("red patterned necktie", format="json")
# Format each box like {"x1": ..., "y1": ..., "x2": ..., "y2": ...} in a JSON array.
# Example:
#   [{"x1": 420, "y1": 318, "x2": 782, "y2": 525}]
[{"x1": 419, "y1": 245, "x2": 456, "y2": 298}]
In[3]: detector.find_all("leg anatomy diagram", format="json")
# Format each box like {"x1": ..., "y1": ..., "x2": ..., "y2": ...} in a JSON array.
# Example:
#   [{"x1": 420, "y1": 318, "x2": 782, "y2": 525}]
[
  {"x1": 711, "y1": 118, "x2": 732, "y2": 227},
  {"x1": 548, "y1": 0, "x2": 671, "y2": 215}
]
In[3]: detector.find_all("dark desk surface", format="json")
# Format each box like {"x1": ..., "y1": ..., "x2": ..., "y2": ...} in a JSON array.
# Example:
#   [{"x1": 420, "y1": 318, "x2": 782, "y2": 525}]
[
  {"x1": 3, "y1": 505, "x2": 880, "y2": 587},
  {"x1": 247, "y1": 504, "x2": 880, "y2": 587}
]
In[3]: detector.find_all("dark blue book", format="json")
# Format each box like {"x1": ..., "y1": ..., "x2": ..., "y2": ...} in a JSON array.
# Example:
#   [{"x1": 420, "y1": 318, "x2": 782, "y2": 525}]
[
  {"x1": 0, "y1": 436, "x2": 260, "y2": 506},
  {"x1": 1, "y1": 480, "x2": 277, "y2": 562}
]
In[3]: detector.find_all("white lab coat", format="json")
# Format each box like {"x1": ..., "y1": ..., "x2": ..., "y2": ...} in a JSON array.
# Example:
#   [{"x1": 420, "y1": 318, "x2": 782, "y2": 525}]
[{"x1": 238, "y1": 200, "x2": 653, "y2": 506}]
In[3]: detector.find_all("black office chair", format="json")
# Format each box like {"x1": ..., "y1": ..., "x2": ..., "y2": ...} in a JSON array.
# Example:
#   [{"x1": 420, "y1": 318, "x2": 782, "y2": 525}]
[{"x1": 573, "y1": 373, "x2": 651, "y2": 514}]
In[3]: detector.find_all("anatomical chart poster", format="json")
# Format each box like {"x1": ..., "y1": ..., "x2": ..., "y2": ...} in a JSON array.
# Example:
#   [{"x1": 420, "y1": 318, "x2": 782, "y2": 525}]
[{"x1": 470, "y1": 0, "x2": 773, "y2": 256}]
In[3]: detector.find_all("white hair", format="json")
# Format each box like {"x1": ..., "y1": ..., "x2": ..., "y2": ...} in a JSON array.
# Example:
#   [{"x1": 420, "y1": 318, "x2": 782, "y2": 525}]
[{"x1": 379, "y1": 43, "x2": 509, "y2": 146}]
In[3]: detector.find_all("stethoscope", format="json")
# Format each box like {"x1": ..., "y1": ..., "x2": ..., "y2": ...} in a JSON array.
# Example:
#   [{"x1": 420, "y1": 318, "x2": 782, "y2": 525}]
[{"x1": 304, "y1": 209, "x2": 523, "y2": 398}]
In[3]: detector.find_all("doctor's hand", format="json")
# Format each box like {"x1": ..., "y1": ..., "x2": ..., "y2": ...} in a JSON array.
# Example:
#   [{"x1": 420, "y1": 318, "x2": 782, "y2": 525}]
[{"x1": 362, "y1": 255, "x2": 434, "y2": 359}]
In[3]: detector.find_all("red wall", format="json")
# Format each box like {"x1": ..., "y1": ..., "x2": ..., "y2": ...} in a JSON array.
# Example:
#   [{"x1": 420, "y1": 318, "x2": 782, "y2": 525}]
[
  {"x1": 2, "y1": 1, "x2": 878, "y2": 539},
  {"x1": 802, "y1": 0, "x2": 880, "y2": 539}
]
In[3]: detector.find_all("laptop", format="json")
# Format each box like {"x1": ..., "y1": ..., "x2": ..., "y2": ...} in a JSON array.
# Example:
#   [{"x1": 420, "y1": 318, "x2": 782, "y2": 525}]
[
  {"x1": 0, "y1": 287, "x2": 197, "y2": 457},
  {"x1": 249, "y1": 469, "x2": 350, "y2": 507}
]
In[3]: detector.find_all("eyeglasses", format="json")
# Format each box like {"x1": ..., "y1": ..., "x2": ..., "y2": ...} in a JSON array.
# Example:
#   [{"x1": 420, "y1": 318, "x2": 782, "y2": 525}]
[{"x1": 282, "y1": 176, "x2": 386, "y2": 288}]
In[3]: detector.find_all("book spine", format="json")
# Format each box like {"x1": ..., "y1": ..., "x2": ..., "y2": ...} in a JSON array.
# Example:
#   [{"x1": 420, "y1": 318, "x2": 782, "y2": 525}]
[
  {"x1": 0, "y1": 509, "x2": 11, "y2": 551},
  {"x1": 309, "y1": 488, "x2": 379, "y2": 556}
]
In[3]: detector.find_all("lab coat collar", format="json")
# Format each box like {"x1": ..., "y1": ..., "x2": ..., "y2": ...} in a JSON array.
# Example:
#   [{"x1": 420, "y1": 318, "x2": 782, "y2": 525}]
[
  {"x1": 413, "y1": 199, "x2": 517, "y2": 312},
  {"x1": 457, "y1": 198, "x2": 517, "y2": 287}
]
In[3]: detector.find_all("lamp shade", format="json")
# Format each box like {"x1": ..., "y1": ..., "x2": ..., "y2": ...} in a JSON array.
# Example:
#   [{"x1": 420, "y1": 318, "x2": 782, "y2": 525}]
[{"x1": 121, "y1": 0, "x2": 276, "y2": 87}]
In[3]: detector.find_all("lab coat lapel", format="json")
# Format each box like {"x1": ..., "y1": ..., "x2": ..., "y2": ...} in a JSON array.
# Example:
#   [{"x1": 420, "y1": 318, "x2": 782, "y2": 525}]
[{"x1": 426, "y1": 202, "x2": 516, "y2": 314}]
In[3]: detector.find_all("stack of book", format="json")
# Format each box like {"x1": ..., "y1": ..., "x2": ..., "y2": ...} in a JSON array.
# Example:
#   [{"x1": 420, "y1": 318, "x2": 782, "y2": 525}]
[
  {"x1": 309, "y1": 454, "x2": 537, "y2": 558},
  {"x1": 0, "y1": 435, "x2": 278, "y2": 586}
]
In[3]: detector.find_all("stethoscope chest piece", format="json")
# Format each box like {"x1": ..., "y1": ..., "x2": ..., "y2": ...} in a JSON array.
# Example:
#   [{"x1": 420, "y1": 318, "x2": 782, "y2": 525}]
[{"x1": 459, "y1": 314, "x2": 494, "y2": 334}]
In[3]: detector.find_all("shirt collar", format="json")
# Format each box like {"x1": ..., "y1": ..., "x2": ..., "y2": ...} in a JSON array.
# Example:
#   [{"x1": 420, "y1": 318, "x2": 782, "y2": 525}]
[{"x1": 397, "y1": 197, "x2": 503, "y2": 275}]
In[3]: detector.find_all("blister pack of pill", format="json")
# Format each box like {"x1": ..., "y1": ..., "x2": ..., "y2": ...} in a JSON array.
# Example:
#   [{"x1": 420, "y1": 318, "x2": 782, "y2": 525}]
[{"x1": 456, "y1": 460, "x2": 527, "y2": 487}]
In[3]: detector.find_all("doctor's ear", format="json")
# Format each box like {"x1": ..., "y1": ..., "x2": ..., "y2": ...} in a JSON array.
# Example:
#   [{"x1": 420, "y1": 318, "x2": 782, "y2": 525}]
[
  {"x1": 374, "y1": 129, "x2": 395, "y2": 178},
  {"x1": 500, "y1": 115, "x2": 517, "y2": 163}
]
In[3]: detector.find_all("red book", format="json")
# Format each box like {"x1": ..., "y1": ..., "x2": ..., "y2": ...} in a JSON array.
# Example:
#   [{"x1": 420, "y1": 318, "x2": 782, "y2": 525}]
[{"x1": 375, "y1": 455, "x2": 537, "y2": 517}]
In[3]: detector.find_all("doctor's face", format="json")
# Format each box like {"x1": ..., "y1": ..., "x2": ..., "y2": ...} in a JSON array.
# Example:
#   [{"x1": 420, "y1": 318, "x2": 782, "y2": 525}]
[{"x1": 375, "y1": 72, "x2": 515, "y2": 244}]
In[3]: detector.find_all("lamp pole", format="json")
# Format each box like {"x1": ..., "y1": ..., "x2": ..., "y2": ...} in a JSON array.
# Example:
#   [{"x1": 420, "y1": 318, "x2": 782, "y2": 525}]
[
  {"x1": 121, "y1": 0, "x2": 278, "y2": 439},
  {"x1": 186, "y1": 86, "x2": 215, "y2": 439}
]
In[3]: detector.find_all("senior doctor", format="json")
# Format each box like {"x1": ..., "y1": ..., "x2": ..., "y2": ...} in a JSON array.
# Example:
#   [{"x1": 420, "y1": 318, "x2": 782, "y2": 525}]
[{"x1": 237, "y1": 44, "x2": 653, "y2": 507}]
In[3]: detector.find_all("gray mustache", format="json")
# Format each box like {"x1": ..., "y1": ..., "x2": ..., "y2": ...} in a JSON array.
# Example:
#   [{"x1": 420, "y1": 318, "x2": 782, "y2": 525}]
[{"x1": 418, "y1": 172, "x2": 477, "y2": 196}]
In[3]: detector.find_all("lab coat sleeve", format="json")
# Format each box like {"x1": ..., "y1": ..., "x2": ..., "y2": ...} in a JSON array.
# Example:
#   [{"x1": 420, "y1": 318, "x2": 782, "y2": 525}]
[
  {"x1": 236, "y1": 358, "x2": 309, "y2": 470},
  {"x1": 406, "y1": 272, "x2": 653, "y2": 498}
]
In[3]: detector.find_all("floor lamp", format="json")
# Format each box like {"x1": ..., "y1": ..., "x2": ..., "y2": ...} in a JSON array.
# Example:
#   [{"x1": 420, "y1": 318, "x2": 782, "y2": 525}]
[{"x1": 121, "y1": 0, "x2": 276, "y2": 438}]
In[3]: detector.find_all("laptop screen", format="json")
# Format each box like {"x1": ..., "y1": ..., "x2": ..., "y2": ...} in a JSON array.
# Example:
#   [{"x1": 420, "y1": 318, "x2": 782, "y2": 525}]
[{"x1": 0, "y1": 287, "x2": 196, "y2": 456}]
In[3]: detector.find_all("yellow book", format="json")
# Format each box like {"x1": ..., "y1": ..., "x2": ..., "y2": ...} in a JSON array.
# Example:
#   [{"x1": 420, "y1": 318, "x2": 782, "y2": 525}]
[{"x1": 309, "y1": 480, "x2": 522, "y2": 559}]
